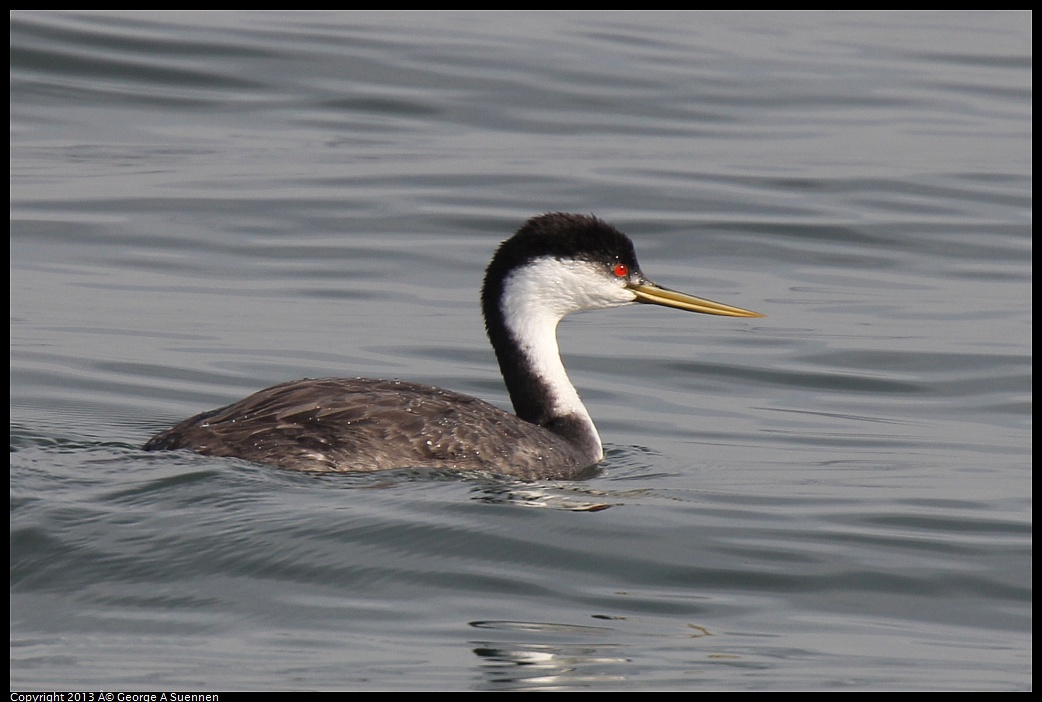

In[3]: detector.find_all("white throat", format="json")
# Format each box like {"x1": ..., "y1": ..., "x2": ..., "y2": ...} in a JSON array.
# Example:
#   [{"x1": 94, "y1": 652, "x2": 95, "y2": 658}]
[{"x1": 498, "y1": 258, "x2": 638, "y2": 457}]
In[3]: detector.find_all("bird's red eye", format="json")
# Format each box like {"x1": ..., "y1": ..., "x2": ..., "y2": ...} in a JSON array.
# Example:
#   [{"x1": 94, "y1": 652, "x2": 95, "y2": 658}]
[{"x1": 613, "y1": 263, "x2": 629, "y2": 278}]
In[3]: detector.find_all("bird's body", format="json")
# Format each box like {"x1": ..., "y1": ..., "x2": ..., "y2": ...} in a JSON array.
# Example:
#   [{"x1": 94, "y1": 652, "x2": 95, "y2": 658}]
[
  {"x1": 144, "y1": 213, "x2": 761, "y2": 480},
  {"x1": 145, "y1": 376, "x2": 596, "y2": 480}
]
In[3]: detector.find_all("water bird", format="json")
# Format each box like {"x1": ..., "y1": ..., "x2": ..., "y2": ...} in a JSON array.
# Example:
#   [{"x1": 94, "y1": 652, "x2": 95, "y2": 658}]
[{"x1": 144, "y1": 213, "x2": 762, "y2": 480}]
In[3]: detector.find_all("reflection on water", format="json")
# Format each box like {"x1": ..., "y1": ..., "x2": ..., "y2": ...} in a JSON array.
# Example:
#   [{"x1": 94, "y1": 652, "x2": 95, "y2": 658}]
[{"x1": 472, "y1": 620, "x2": 627, "y2": 690}]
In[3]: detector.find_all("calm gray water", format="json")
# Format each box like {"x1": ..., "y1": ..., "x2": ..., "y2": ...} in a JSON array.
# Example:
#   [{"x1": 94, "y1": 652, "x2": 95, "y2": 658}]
[{"x1": 10, "y1": 11, "x2": 1031, "y2": 691}]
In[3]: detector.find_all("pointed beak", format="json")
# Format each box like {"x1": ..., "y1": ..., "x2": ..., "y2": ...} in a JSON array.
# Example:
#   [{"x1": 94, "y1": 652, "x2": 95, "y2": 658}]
[{"x1": 628, "y1": 281, "x2": 763, "y2": 318}]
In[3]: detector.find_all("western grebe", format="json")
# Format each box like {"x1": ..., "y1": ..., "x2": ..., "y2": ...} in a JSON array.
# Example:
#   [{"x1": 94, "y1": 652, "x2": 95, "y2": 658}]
[{"x1": 144, "y1": 213, "x2": 762, "y2": 480}]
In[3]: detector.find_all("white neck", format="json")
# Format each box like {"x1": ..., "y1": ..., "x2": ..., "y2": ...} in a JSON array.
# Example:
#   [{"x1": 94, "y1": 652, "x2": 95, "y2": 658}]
[{"x1": 496, "y1": 257, "x2": 637, "y2": 459}]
